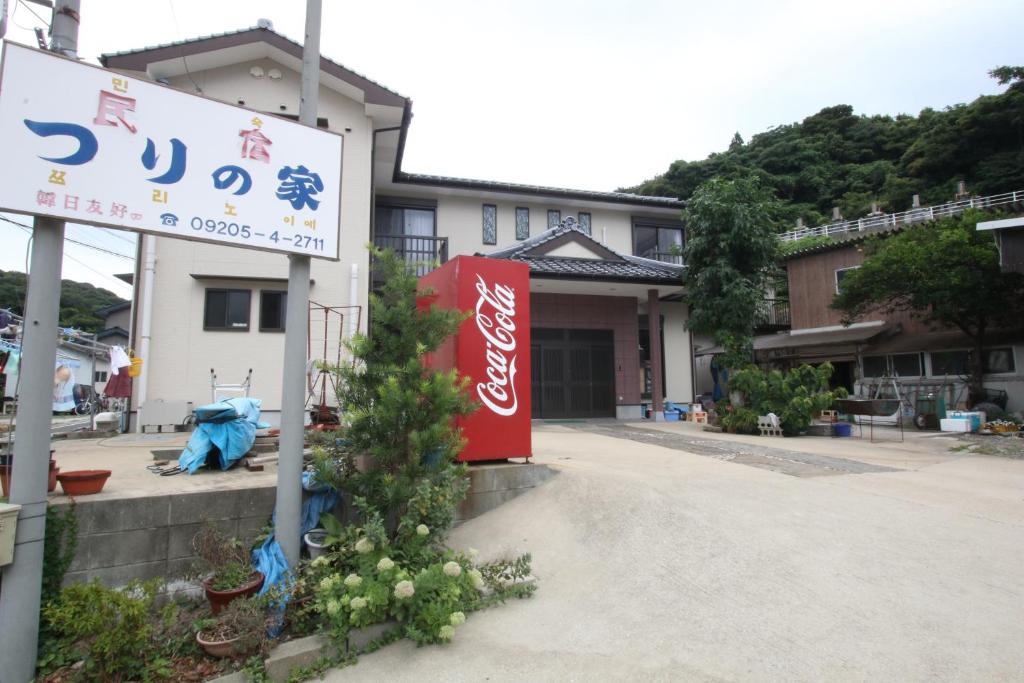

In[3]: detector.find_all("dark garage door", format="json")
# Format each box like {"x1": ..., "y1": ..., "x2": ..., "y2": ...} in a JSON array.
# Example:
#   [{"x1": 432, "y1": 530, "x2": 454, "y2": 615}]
[{"x1": 531, "y1": 328, "x2": 615, "y2": 419}]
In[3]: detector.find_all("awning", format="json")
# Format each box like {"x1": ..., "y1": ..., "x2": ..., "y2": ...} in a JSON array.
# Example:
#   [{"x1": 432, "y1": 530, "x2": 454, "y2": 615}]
[{"x1": 695, "y1": 323, "x2": 895, "y2": 356}]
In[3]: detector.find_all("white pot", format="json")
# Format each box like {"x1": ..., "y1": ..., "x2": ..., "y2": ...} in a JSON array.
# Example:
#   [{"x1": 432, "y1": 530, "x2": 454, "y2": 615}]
[{"x1": 304, "y1": 529, "x2": 328, "y2": 559}]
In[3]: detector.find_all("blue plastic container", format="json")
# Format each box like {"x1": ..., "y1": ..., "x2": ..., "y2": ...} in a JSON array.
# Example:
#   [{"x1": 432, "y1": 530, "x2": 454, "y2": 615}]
[
  {"x1": 664, "y1": 411, "x2": 680, "y2": 422},
  {"x1": 834, "y1": 422, "x2": 852, "y2": 437}
]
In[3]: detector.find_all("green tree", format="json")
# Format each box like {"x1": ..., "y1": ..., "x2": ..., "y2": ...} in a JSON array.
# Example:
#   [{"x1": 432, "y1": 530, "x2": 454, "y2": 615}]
[
  {"x1": 0, "y1": 270, "x2": 126, "y2": 333},
  {"x1": 682, "y1": 175, "x2": 781, "y2": 366},
  {"x1": 314, "y1": 246, "x2": 477, "y2": 541},
  {"x1": 831, "y1": 211, "x2": 1024, "y2": 405}
]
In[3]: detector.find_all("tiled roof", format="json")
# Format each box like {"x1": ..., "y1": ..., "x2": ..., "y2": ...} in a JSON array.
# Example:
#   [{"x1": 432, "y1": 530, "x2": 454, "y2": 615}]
[
  {"x1": 520, "y1": 256, "x2": 682, "y2": 282},
  {"x1": 482, "y1": 220, "x2": 684, "y2": 284},
  {"x1": 397, "y1": 173, "x2": 684, "y2": 209},
  {"x1": 100, "y1": 26, "x2": 408, "y2": 104}
]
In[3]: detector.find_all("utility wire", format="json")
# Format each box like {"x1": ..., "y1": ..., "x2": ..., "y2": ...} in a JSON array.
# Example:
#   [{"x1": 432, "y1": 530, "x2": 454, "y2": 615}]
[
  {"x1": 6, "y1": 220, "x2": 129, "y2": 293},
  {"x1": 16, "y1": 0, "x2": 49, "y2": 29},
  {"x1": 1, "y1": 216, "x2": 135, "y2": 260}
]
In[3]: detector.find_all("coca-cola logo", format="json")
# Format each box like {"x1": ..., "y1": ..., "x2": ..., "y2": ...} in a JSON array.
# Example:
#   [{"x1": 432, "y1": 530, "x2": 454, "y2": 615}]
[{"x1": 474, "y1": 274, "x2": 518, "y2": 416}]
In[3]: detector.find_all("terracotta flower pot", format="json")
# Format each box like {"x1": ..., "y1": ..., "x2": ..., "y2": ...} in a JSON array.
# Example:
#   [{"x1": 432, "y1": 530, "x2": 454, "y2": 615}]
[
  {"x1": 57, "y1": 469, "x2": 111, "y2": 496},
  {"x1": 196, "y1": 630, "x2": 250, "y2": 659},
  {"x1": 0, "y1": 459, "x2": 58, "y2": 496},
  {"x1": 203, "y1": 571, "x2": 264, "y2": 615}
]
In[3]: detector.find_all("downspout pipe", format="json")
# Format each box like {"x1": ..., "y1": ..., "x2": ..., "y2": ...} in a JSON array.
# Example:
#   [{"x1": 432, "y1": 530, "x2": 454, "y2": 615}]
[{"x1": 134, "y1": 235, "x2": 156, "y2": 432}]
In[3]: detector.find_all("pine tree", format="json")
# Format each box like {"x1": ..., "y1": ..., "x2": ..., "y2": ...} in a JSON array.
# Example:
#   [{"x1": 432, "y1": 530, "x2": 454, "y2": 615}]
[{"x1": 315, "y1": 247, "x2": 477, "y2": 540}]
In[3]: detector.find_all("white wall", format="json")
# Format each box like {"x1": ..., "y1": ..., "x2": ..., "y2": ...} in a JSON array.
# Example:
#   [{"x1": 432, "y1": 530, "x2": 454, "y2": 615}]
[{"x1": 662, "y1": 301, "x2": 694, "y2": 404}]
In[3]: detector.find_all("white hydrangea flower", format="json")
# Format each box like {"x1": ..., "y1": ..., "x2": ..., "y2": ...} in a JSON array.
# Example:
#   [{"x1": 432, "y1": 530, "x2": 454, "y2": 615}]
[
  {"x1": 468, "y1": 568, "x2": 485, "y2": 591},
  {"x1": 416, "y1": 524, "x2": 430, "y2": 537},
  {"x1": 376, "y1": 557, "x2": 395, "y2": 572},
  {"x1": 343, "y1": 573, "x2": 362, "y2": 588},
  {"x1": 393, "y1": 580, "x2": 415, "y2": 599},
  {"x1": 354, "y1": 537, "x2": 374, "y2": 554},
  {"x1": 350, "y1": 596, "x2": 368, "y2": 611},
  {"x1": 467, "y1": 547, "x2": 479, "y2": 561},
  {"x1": 326, "y1": 599, "x2": 341, "y2": 616},
  {"x1": 439, "y1": 625, "x2": 455, "y2": 640},
  {"x1": 449, "y1": 611, "x2": 466, "y2": 626},
  {"x1": 443, "y1": 561, "x2": 462, "y2": 578},
  {"x1": 318, "y1": 575, "x2": 336, "y2": 591},
  {"x1": 311, "y1": 555, "x2": 329, "y2": 568}
]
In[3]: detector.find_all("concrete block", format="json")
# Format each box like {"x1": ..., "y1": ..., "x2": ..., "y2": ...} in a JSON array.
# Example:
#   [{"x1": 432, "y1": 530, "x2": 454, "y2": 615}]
[
  {"x1": 466, "y1": 463, "x2": 554, "y2": 493},
  {"x1": 347, "y1": 621, "x2": 397, "y2": 652},
  {"x1": 64, "y1": 496, "x2": 171, "y2": 535},
  {"x1": 77, "y1": 559, "x2": 168, "y2": 588},
  {"x1": 167, "y1": 519, "x2": 238, "y2": 560},
  {"x1": 84, "y1": 527, "x2": 170, "y2": 569},
  {"x1": 166, "y1": 556, "x2": 199, "y2": 581},
  {"x1": 456, "y1": 488, "x2": 529, "y2": 521},
  {"x1": 264, "y1": 634, "x2": 339, "y2": 683},
  {"x1": 236, "y1": 515, "x2": 271, "y2": 545}
]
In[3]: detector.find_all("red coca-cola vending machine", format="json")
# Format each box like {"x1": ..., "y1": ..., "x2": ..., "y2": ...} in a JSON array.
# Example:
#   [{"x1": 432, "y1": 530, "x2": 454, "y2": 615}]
[{"x1": 418, "y1": 256, "x2": 532, "y2": 462}]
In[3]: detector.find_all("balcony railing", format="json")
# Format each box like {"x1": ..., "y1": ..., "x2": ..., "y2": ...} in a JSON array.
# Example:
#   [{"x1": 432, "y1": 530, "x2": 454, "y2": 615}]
[
  {"x1": 372, "y1": 234, "x2": 449, "y2": 277},
  {"x1": 636, "y1": 249, "x2": 683, "y2": 265},
  {"x1": 778, "y1": 190, "x2": 1024, "y2": 243},
  {"x1": 755, "y1": 298, "x2": 791, "y2": 331}
]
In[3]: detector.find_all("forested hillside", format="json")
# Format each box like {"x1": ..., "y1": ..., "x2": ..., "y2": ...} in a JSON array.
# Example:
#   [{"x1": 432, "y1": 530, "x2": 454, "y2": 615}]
[
  {"x1": 626, "y1": 67, "x2": 1024, "y2": 229},
  {"x1": 0, "y1": 270, "x2": 127, "y2": 333}
]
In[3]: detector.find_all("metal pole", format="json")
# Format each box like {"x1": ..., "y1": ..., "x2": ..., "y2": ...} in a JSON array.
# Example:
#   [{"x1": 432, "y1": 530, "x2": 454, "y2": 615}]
[
  {"x1": 0, "y1": 5, "x2": 78, "y2": 681},
  {"x1": 276, "y1": 0, "x2": 321, "y2": 568}
]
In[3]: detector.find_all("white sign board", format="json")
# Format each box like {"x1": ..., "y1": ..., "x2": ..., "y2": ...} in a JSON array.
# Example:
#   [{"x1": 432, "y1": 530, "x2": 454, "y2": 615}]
[{"x1": 0, "y1": 42, "x2": 342, "y2": 259}]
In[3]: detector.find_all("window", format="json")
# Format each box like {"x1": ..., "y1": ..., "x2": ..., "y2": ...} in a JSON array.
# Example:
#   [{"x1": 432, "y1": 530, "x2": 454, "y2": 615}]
[
  {"x1": 984, "y1": 347, "x2": 1016, "y2": 374},
  {"x1": 93, "y1": 370, "x2": 108, "y2": 382},
  {"x1": 260, "y1": 290, "x2": 287, "y2": 332},
  {"x1": 578, "y1": 212, "x2": 591, "y2": 235},
  {"x1": 204, "y1": 289, "x2": 251, "y2": 331},
  {"x1": 374, "y1": 198, "x2": 439, "y2": 276},
  {"x1": 632, "y1": 219, "x2": 683, "y2": 264},
  {"x1": 931, "y1": 350, "x2": 969, "y2": 376},
  {"x1": 482, "y1": 204, "x2": 497, "y2": 245},
  {"x1": 861, "y1": 353, "x2": 923, "y2": 378},
  {"x1": 835, "y1": 266, "x2": 860, "y2": 295},
  {"x1": 547, "y1": 210, "x2": 561, "y2": 229},
  {"x1": 515, "y1": 207, "x2": 530, "y2": 240}
]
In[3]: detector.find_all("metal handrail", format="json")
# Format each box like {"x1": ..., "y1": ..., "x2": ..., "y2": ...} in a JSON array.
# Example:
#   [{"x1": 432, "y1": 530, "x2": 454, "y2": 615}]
[{"x1": 778, "y1": 190, "x2": 1024, "y2": 243}]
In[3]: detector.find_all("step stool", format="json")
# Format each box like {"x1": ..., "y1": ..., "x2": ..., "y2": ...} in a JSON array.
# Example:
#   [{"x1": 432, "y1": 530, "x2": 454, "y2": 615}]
[
  {"x1": 692, "y1": 411, "x2": 708, "y2": 424},
  {"x1": 820, "y1": 410, "x2": 838, "y2": 422}
]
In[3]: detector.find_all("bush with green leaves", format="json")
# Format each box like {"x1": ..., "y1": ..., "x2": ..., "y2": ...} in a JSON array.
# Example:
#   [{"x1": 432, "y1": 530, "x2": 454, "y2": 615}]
[
  {"x1": 723, "y1": 363, "x2": 847, "y2": 435},
  {"x1": 40, "y1": 579, "x2": 176, "y2": 681}
]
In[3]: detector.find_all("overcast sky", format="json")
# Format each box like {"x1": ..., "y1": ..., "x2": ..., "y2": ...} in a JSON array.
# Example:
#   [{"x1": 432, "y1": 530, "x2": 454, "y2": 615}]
[{"x1": 1, "y1": 0, "x2": 1022, "y2": 299}]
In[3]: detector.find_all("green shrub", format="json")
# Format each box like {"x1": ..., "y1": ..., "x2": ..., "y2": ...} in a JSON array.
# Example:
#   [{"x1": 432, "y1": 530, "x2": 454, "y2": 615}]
[{"x1": 727, "y1": 363, "x2": 847, "y2": 435}]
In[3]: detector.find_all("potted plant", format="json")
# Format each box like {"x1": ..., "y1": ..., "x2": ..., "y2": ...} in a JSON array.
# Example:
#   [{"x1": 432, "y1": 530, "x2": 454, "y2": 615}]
[
  {"x1": 195, "y1": 595, "x2": 269, "y2": 658},
  {"x1": 192, "y1": 521, "x2": 264, "y2": 614}
]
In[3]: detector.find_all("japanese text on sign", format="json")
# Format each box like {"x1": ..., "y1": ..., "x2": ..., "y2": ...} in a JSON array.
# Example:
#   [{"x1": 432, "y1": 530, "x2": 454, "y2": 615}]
[{"x1": 0, "y1": 42, "x2": 343, "y2": 259}]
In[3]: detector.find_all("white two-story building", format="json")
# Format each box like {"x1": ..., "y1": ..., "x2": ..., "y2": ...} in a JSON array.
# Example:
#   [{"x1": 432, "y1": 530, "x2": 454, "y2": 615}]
[{"x1": 101, "y1": 25, "x2": 693, "y2": 426}]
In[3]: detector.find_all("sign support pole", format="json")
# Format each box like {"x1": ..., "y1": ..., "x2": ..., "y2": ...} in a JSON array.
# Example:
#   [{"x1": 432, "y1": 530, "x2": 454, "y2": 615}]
[
  {"x1": 0, "y1": 5, "x2": 78, "y2": 681},
  {"x1": 276, "y1": 0, "x2": 322, "y2": 568}
]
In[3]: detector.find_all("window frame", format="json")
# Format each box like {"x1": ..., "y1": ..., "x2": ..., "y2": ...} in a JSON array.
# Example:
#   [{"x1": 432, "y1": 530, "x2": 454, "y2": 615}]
[
  {"x1": 983, "y1": 347, "x2": 1016, "y2": 375},
  {"x1": 578, "y1": 212, "x2": 592, "y2": 235},
  {"x1": 374, "y1": 196, "x2": 438, "y2": 237},
  {"x1": 835, "y1": 266, "x2": 860, "y2": 295},
  {"x1": 515, "y1": 207, "x2": 530, "y2": 240},
  {"x1": 482, "y1": 203, "x2": 497, "y2": 245},
  {"x1": 547, "y1": 209, "x2": 561, "y2": 229},
  {"x1": 203, "y1": 288, "x2": 251, "y2": 332},
  {"x1": 259, "y1": 289, "x2": 288, "y2": 333},
  {"x1": 631, "y1": 217, "x2": 684, "y2": 265}
]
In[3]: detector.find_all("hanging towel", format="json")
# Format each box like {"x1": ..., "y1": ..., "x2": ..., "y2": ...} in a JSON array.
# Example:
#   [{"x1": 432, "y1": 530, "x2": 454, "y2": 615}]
[{"x1": 109, "y1": 346, "x2": 130, "y2": 375}]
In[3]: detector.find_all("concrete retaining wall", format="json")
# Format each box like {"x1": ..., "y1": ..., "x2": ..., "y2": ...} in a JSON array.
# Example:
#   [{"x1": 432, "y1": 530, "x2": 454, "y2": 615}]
[
  {"x1": 59, "y1": 487, "x2": 275, "y2": 586},
  {"x1": 57, "y1": 462, "x2": 553, "y2": 587}
]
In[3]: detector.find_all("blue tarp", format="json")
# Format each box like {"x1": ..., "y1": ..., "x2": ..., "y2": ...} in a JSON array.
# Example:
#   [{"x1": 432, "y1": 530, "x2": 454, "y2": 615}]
[
  {"x1": 178, "y1": 397, "x2": 269, "y2": 474},
  {"x1": 253, "y1": 471, "x2": 340, "y2": 635}
]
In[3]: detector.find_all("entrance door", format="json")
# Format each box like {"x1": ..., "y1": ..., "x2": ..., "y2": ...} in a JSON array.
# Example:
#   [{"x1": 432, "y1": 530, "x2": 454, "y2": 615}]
[{"x1": 531, "y1": 328, "x2": 615, "y2": 418}]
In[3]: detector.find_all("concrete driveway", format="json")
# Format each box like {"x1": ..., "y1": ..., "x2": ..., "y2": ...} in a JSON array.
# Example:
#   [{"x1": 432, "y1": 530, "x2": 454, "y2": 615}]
[{"x1": 329, "y1": 422, "x2": 1024, "y2": 682}]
